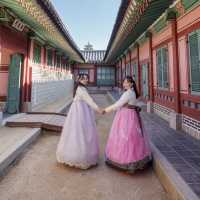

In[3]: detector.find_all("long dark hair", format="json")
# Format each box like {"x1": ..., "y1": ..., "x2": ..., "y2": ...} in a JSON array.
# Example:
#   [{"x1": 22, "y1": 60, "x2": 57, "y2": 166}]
[
  {"x1": 124, "y1": 76, "x2": 139, "y2": 99},
  {"x1": 73, "y1": 74, "x2": 89, "y2": 97}
]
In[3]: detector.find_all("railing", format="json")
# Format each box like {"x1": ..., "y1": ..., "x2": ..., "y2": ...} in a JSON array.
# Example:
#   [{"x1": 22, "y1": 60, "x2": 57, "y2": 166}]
[
  {"x1": 0, "y1": 64, "x2": 9, "y2": 71},
  {"x1": 154, "y1": 89, "x2": 175, "y2": 110},
  {"x1": 181, "y1": 94, "x2": 200, "y2": 121}
]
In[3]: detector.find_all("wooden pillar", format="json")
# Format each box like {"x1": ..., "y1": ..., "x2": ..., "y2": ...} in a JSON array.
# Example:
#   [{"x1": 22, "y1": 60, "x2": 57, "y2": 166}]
[
  {"x1": 54, "y1": 50, "x2": 56, "y2": 71},
  {"x1": 115, "y1": 62, "x2": 117, "y2": 87},
  {"x1": 26, "y1": 39, "x2": 34, "y2": 102},
  {"x1": 146, "y1": 31, "x2": 154, "y2": 101},
  {"x1": 28, "y1": 67, "x2": 32, "y2": 102},
  {"x1": 129, "y1": 50, "x2": 132, "y2": 76},
  {"x1": 168, "y1": 12, "x2": 181, "y2": 113},
  {"x1": 118, "y1": 62, "x2": 120, "y2": 87},
  {"x1": 117, "y1": 63, "x2": 119, "y2": 87},
  {"x1": 22, "y1": 39, "x2": 29, "y2": 103},
  {"x1": 71, "y1": 63, "x2": 74, "y2": 74},
  {"x1": 43, "y1": 47, "x2": 46, "y2": 68},
  {"x1": 120, "y1": 58, "x2": 123, "y2": 88},
  {"x1": 27, "y1": 39, "x2": 34, "y2": 103},
  {"x1": 21, "y1": 38, "x2": 33, "y2": 111},
  {"x1": 165, "y1": 10, "x2": 182, "y2": 130},
  {"x1": 60, "y1": 56, "x2": 62, "y2": 72},
  {"x1": 124, "y1": 55, "x2": 126, "y2": 76},
  {"x1": 0, "y1": 26, "x2": 2, "y2": 67},
  {"x1": 136, "y1": 43, "x2": 141, "y2": 94}
]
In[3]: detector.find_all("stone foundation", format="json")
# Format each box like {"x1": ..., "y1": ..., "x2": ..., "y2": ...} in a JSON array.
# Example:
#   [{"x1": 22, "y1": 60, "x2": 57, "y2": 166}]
[{"x1": 153, "y1": 103, "x2": 200, "y2": 139}]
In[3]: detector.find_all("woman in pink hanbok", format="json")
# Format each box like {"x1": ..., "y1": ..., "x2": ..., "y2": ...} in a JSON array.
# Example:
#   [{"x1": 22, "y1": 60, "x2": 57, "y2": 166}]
[
  {"x1": 104, "y1": 76, "x2": 152, "y2": 173},
  {"x1": 56, "y1": 74, "x2": 102, "y2": 169}
]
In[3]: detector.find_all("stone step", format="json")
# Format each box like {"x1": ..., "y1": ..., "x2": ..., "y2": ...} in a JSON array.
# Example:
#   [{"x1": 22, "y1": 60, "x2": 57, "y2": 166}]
[
  {"x1": 4, "y1": 113, "x2": 66, "y2": 133},
  {"x1": 0, "y1": 97, "x2": 71, "y2": 176},
  {"x1": 0, "y1": 127, "x2": 41, "y2": 176}
]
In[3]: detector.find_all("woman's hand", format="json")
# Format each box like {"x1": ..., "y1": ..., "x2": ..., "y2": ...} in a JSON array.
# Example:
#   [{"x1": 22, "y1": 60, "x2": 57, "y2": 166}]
[
  {"x1": 102, "y1": 109, "x2": 106, "y2": 115},
  {"x1": 97, "y1": 108, "x2": 104, "y2": 114},
  {"x1": 97, "y1": 108, "x2": 106, "y2": 114}
]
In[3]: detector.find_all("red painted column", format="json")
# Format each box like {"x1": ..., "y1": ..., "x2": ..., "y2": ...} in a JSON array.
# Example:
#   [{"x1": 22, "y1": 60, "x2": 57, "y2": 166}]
[
  {"x1": 136, "y1": 44, "x2": 141, "y2": 94},
  {"x1": 27, "y1": 39, "x2": 33, "y2": 103},
  {"x1": 147, "y1": 32, "x2": 154, "y2": 101},
  {"x1": 116, "y1": 63, "x2": 119, "y2": 87},
  {"x1": 21, "y1": 38, "x2": 33, "y2": 110},
  {"x1": 60, "y1": 56, "x2": 62, "y2": 72},
  {"x1": 171, "y1": 17, "x2": 181, "y2": 113},
  {"x1": 71, "y1": 63, "x2": 74, "y2": 74},
  {"x1": 115, "y1": 63, "x2": 117, "y2": 87},
  {"x1": 25, "y1": 38, "x2": 33, "y2": 103},
  {"x1": 21, "y1": 39, "x2": 28, "y2": 104},
  {"x1": 124, "y1": 55, "x2": 126, "y2": 76},
  {"x1": 0, "y1": 26, "x2": 2, "y2": 67},
  {"x1": 129, "y1": 50, "x2": 132, "y2": 76},
  {"x1": 28, "y1": 67, "x2": 32, "y2": 102},
  {"x1": 44, "y1": 47, "x2": 47, "y2": 68},
  {"x1": 53, "y1": 50, "x2": 56, "y2": 71},
  {"x1": 120, "y1": 58, "x2": 123, "y2": 88}
]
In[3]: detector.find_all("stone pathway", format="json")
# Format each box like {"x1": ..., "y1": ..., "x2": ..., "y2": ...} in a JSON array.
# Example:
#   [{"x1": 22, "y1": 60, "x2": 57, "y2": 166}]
[
  {"x1": 0, "y1": 94, "x2": 169, "y2": 200},
  {"x1": 142, "y1": 113, "x2": 200, "y2": 198}
]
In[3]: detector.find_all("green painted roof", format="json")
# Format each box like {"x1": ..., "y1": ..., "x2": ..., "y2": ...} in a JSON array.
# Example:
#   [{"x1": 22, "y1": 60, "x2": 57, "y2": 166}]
[
  {"x1": 105, "y1": 0, "x2": 175, "y2": 63},
  {"x1": 0, "y1": 0, "x2": 84, "y2": 63}
]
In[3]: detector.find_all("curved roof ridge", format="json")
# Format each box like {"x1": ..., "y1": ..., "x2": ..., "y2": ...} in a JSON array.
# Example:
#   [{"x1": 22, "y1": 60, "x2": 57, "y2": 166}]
[{"x1": 37, "y1": 0, "x2": 85, "y2": 62}]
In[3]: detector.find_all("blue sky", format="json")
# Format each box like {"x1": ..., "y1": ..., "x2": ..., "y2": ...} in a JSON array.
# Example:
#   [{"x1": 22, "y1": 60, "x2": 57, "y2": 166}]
[{"x1": 51, "y1": 0, "x2": 121, "y2": 50}]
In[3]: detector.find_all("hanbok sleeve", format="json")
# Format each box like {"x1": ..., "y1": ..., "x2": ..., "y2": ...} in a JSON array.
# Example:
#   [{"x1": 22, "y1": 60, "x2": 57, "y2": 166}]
[
  {"x1": 105, "y1": 91, "x2": 131, "y2": 113},
  {"x1": 79, "y1": 87, "x2": 99, "y2": 111}
]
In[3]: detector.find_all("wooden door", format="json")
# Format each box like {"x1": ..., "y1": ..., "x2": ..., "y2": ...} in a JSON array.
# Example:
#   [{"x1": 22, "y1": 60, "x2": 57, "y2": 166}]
[{"x1": 6, "y1": 54, "x2": 23, "y2": 113}]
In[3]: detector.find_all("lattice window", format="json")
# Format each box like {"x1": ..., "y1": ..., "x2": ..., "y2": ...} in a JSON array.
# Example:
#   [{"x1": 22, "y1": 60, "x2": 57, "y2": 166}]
[
  {"x1": 97, "y1": 67, "x2": 115, "y2": 86},
  {"x1": 133, "y1": 63, "x2": 138, "y2": 83},
  {"x1": 47, "y1": 49, "x2": 53, "y2": 66},
  {"x1": 188, "y1": 30, "x2": 200, "y2": 94},
  {"x1": 126, "y1": 63, "x2": 131, "y2": 76},
  {"x1": 33, "y1": 43, "x2": 41, "y2": 64},
  {"x1": 156, "y1": 47, "x2": 169, "y2": 89},
  {"x1": 56, "y1": 55, "x2": 61, "y2": 68},
  {"x1": 79, "y1": 69, "x2": 89, "y2": 75}
]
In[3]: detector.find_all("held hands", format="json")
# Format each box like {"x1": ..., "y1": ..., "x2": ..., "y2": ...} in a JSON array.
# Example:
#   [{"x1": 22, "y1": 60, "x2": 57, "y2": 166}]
[{"x1": 97, "y1": 108, "x2": 106, "y2": 115}]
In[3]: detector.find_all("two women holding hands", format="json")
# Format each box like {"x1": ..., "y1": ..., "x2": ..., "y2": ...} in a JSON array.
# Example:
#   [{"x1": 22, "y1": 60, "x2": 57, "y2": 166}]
[{"x1": 56, "y1": 74, "x2": 152, "y2": 173}]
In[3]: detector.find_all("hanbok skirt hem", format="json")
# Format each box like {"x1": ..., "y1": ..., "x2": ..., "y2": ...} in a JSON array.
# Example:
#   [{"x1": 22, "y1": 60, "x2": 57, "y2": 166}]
[
  {"x1": 105, "y1": 155, "x2": 152, "y2": 173},
  {"x1": 57, "y1": 159, "x2": 98, "y2": 170}
]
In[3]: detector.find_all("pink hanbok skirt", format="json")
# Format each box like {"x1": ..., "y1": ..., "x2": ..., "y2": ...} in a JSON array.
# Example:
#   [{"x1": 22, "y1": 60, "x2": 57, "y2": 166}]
[{"x1": 105, "y1": 107, "x2": 152, "y2": 173}]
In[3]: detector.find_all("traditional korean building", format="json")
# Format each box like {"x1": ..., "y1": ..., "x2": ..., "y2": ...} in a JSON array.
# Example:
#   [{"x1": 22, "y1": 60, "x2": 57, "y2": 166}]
[
  {"x1": 105, "y1": 0, "x2": 200, "y2": 139},
  {"x1": 74, "y1": 49, "x2": 116, "y2": 87},
  {"x1": 0, "y1": 0, "x2": 84, "y2": 113}
]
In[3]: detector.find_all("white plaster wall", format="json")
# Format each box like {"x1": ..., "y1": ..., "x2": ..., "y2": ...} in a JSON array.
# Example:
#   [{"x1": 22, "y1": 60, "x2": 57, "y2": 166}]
[{"x1": 31, "y1": 66, "x2": 73, "y2": 111}]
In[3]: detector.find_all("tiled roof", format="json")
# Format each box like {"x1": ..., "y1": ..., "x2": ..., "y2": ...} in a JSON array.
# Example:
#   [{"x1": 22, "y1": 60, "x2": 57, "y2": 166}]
[
  {"x1": 81, "y1": 50, "x2": 106, "y2": 63},
  {"x1": 104, "y1": 0, "x2": 175, "y2": 62},
  {"x1": 37, "y1": 0, "x2": 85, "y2": 62},
  {"x1": 104, "y1": 0, "x2": 130, "y2": 62}
]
